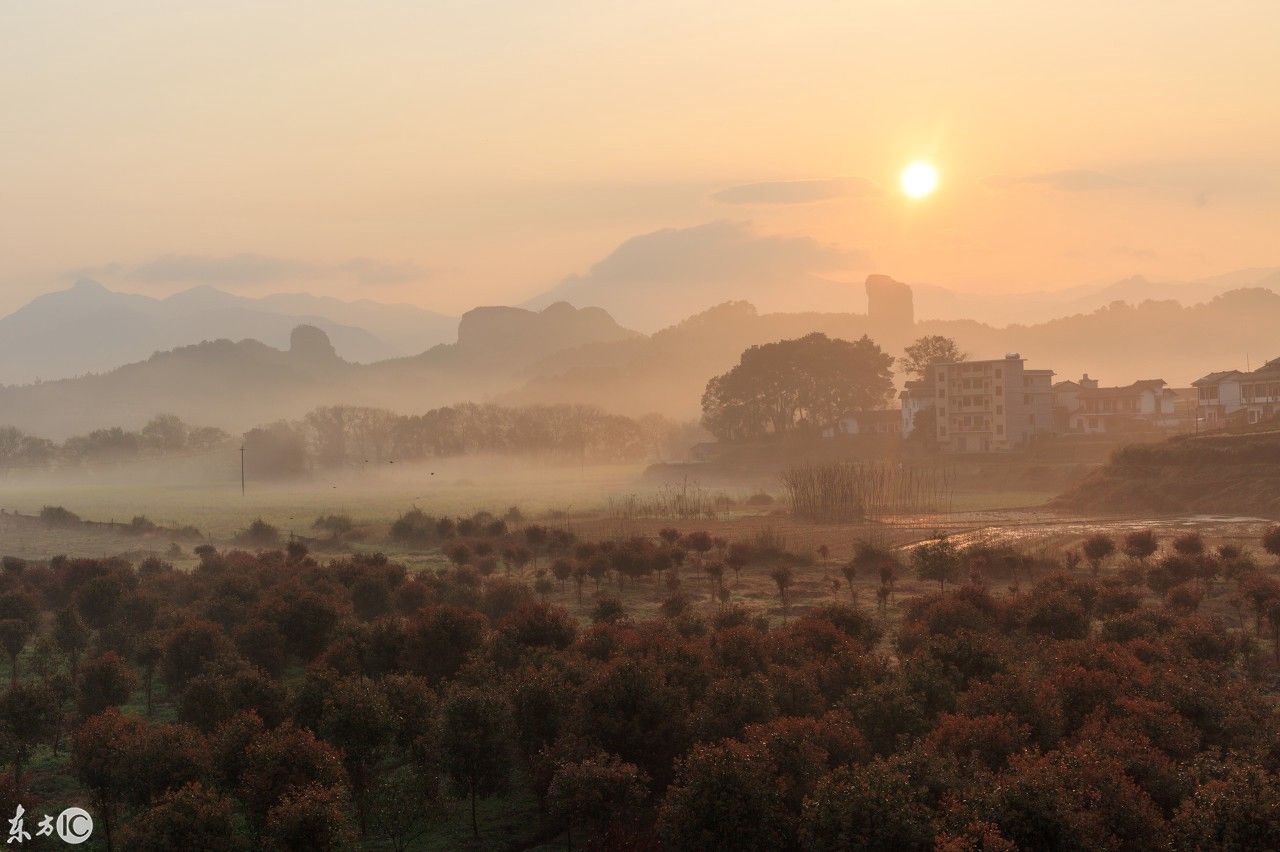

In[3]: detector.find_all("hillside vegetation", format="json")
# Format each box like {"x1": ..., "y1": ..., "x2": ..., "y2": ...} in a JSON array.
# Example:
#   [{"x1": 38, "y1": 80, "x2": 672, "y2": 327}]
[{"x1": 1054, "y1": 432, "x2": 1280, "y2": 517}]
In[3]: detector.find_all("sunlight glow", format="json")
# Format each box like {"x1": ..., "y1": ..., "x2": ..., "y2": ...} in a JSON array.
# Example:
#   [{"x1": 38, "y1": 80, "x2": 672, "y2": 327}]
[{"x1": 900, "y1": 161, "x2": 939, "y2": 199}]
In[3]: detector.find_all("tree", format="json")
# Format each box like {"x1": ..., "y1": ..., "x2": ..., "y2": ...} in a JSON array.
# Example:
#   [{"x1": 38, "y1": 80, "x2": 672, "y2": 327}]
[
  {"x1": 656, "y1": 740, "x2": 788, "y2": 852},
  {"x1": 239, "y1": 723, "x2": 347, "y2": 829},
  {"x1": 701, "y1": 333, "x2": 895, "y2": 440},
  {"x1": 122, "y1": 782, "x2": 247, "y2": 852},
  {"x1": 1262, "y1": 525, "x2": 1280, "y2": 562},
  {"x1": 1082, "y1": 534, "x2": 1116, "y2": 576},
  {"x1": 912, "y1": 538, "x2": 962, "y2": 591},
  {"x1": 899, "y1": 335, "x2": 966, "y2": 379},
  {"x1": 160, "y1": 618, "x2": 237, "y2": 691},
  {"x1": 769, "y1": 565, "x2": 795, "y2": 618},
  {"x1": 437, "y1": 685, "x2": 512, "y2": 838},
  {"x1": 318, "y1": 676, "x2": 395, "y2": 836},
  {"x1": 1122, "y1": 529, "x2": 1158, "y2": 563},
  {"x1": 261, "y1": 782, "x2": 354, "y2": 852},
  {"x1": 0, "y1": 681, "x2": 60, "y2": 792},
  {"x1": 548, "y1": 755, "x2": 649, "y2": 850},
  {"x1": 71, "y1": 708, "x2": 146, "y2": 851},
  {"x1": 800, "y1": 759, "x2": 934, "y2": 851},
  {"x1": 76, "y1": 651, "x2": 138, "y2": 716},
  {"x1": 1172, "y1": 762, "x2": 1280, "y2": 851}
]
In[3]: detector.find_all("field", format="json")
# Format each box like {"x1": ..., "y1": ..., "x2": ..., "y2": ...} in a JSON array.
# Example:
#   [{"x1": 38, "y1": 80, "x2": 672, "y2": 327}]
[{"x1": 1, "y1": 459, "x2": 1272, "y2": 631}]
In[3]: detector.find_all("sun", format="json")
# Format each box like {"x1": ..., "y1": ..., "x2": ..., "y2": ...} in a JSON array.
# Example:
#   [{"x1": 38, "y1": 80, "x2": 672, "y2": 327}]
[{"x1": 900, "y1": 161, "x2": 939, "y2": 199}]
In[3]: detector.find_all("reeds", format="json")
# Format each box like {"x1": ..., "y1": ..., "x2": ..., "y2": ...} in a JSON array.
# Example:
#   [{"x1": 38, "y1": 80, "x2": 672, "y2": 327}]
[{"x1": 781, "y1": 461, "x2": 954, "y2": 523}]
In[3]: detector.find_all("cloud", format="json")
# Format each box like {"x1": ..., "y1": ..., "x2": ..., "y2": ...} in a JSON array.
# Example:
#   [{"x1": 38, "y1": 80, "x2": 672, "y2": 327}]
[
  {"x1": 986, "y1": 169, "x2": 1132, "y2": 192},
  {"x1": 74, "y1": 253, "x2": 432, "y2": 289},
  {"x1": 712, "y1": 177, "x2": 879, "y2": 205},
  {"x1": 526, "y1": 220, "x2": 869, "y2": 329}
]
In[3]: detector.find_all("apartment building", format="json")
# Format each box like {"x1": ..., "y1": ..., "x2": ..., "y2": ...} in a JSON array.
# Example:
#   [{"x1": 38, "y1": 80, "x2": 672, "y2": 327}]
[{"x1": 922, "y1": 354, "x2": 1054, "y2": 453}]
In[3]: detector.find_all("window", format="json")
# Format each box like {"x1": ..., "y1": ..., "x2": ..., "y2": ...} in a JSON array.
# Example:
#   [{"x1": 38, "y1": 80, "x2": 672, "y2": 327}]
[
  {"x1": 996, "y1": 405, "x2": 1003, "y2": 414},
  {"x1": 996, "y1": 425, "x2": 1003, "y2": 435},
  {"x1": 1023, "y1": 394, "x2": 1031, "y2": 404}
]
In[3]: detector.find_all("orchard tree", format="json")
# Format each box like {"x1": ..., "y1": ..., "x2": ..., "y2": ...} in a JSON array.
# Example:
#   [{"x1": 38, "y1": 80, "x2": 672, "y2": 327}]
[
  {"x1": 261, "y1": 782, "x2": 354, "y2": 852},
  {"x1": 657, "y1": 740, "x2": 788, "y2": 852},
  {"x1": 122, "y1": 782, "x2": 247, "y2": 852},
  {"x1": 1082, "y1": 534, "x2": 1116, "y2": 576},
  {"x1": 548, "y1": 755, "x2": 649, "y2": 850},
  {"x1": 1122, "y1": 530, "x2": 1158, "y2": 563},
  {"x1": 912, "y1": 538, "x2": 962, "y2": 591},
  {"x1": 76, "y1": 651, "x2": 138, "y2": 716},
  {"x1": 437, "y1": 685, "x2": 512, "y2": 838},
  {"x1": 318, "y1": 676, "x2": 396, "y2": 836}
]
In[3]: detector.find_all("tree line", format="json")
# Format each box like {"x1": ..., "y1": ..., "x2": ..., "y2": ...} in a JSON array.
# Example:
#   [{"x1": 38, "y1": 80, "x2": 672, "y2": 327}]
[
  {"x1": 0, "y1": 518, "x2": 1278, "y2": 848},
  {"x1": 0, "y1": 415, "x2": 231, "y2": 472}
]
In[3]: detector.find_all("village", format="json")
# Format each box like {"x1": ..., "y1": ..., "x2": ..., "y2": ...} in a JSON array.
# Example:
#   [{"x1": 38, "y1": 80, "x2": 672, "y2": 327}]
[{"x1": 825, "y1": 351, "x2": 1280, "y2": 453}]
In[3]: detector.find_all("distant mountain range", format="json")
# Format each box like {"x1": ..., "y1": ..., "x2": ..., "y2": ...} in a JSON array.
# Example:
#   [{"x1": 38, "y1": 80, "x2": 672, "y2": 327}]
[
  {"x1": 0, "y1": 302, "x2": 638, "y2": 439},
  {"x1": 1, "y1": 272, "x2": 1278, "y2": 438},
  {"x1": 0, "y1": 281, "x2": 456, "y2": 385}
]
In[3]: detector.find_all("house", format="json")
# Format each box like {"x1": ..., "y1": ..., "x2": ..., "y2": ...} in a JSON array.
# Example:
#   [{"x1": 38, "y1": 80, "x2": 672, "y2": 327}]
[
  {"x1": 1194, "y1": 357, "x2": 1280, "y2": 428},
  {"x1": 899, "y1": 378, "x2": 935, "y2": 437},
  {"x1": 822, "y1": 409, "x2": 902, "y2": 438},
  {"x1": 920, "y1": 354, "x2": 1055, "y2": 453},
  {"x1": 1053, "y1": 374, "x2": 1180, "y2": 433}
]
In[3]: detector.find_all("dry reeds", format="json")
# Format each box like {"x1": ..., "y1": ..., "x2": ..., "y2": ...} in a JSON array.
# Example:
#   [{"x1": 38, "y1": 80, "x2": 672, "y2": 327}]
[{"x1": 782, "y1": 461, "x2": 954, "y2": 523}]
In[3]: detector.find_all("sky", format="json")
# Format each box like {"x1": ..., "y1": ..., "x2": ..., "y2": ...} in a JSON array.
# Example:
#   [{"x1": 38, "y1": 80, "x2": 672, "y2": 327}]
[{"x1": 2, "y1": 1, "x2": 1278, "y2": 319}]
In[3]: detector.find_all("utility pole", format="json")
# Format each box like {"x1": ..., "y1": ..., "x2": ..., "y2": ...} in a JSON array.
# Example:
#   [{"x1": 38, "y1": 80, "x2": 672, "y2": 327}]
[{"x1": 240, "y1": 445, "x2": 246, "y2": 496}]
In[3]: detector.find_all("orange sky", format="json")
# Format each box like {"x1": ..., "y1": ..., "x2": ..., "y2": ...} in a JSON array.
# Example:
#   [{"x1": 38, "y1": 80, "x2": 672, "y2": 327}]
[{"x1": 2, "y1": 2, "x2": 1278, "y2": 315}]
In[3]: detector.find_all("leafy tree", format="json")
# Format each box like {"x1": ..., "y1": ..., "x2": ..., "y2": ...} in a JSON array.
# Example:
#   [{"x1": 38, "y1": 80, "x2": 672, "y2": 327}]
[
  {"x1": 0, "y1": 680, "x2": 60, "y2": 792},
  {"x1": 900, "y1": 335, "x2": 966, "y2": 379},
  {"x1": 318, "y1": 676, "x2": 396, "y2": 836},
  {"x1": 1172, "y1": 762, "x2": 1280, "y2": 851},
  {"x1": 76, "y1": 651, "x2": 138, "y2": 716},
  {"x1": 71, "y1": 708, "x2": 146, "y2": 851},
  {"x1": 437, "y1": 685, "x2": 513, "y2": 838},
  {"x1": 801, "y1": 758, "x2": 934, "y2": 851},
  {"x1": 1262, "y1": 525, "x2": 1280, "y2": 562},
  {"x1": 1082, "y1": 534, "x2": 1116, "y2": 576},
  {"x1": 548, "y1": 755, "x2": 649, "y2": 850},
  {"x1": 239, "y1": 722, "x2": 347, "y2": 829},
  {"x1": 701, "y1": 333, "x2": 895, "y2": 440},
  {"x1": 1122, "y1": 529, "x2": 1158, "y2": 563},
  {"x1": 913, "y1": 538, "x2": 962, "y2": 591},
  {"x1": 261, "y1": 782, "x2": 354, "y2": 852},
  {"x1": 122, "y1": 782, "x2": 248, "y2": 852},
  {"x1": 402, "y1": 605, "x2": 485, "y2": 684},
  {"x1": 657, "y1": 740, "x2": 788, "y2": 852},
  {"x1": 161, "y1": 618, "x2": 236, "y2": 690}
]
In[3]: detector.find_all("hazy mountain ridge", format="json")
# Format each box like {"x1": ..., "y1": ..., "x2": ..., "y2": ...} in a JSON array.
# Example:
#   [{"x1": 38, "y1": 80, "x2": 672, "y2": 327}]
[
  {"x1": 1, "y1": 276, "x2": 1277, "y2": 438},
  {"x1": 0, "y1": 280, "x2": 457, "y2": 385},
  {"x1": 0, "y1": 303, "x2": 639, "y2": 439}
]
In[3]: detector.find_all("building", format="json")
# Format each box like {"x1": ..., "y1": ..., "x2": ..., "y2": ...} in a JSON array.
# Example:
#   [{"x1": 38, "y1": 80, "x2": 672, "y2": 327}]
[
  {"x1": 899, "y1": 378, "x2": 935, "y2": 436},
  {"x1": 1194, "y1": 357, "x2": 1280, "y2": 428},
  {"x1": 912, "y1": 354, "x2": 1055, "y2": 453},
  {"x1": 1053, "y1": 374, "x2": 1180, "y2": 433}
]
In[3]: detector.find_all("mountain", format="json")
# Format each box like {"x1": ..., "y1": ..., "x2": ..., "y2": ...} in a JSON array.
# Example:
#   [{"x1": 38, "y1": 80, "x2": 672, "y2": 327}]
[
  {"x1": 910, "y1": 267, "x2": 1280, "y2": 325},
  {"x1": 0, "y1": 281, "x2": 456, "y2": 385},
  {"x1": 502, "y1": 286, "x2": 1280, "y2": 420},
  {"x1": 3, "y1": 278, "x2": 1278, "y2": 438},
  {"x1": 0, "y1": 302, "x2": 639, "y2": 438}
]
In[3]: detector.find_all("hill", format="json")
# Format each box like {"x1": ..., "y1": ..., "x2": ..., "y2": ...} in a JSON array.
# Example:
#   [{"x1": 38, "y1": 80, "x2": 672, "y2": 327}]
[
  {"x1": 504, "y1": 286, "x2": 1280, "y2": 420},
  {"x1": 0, "y1": 280, "x2": 456, "y2": 384},
  {"x1": 0, "y1": 303, "x2": 638, "y2": 439},
  {"x1": 1052, "y1": 431, "x2": 1280, "y2": 517}
]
